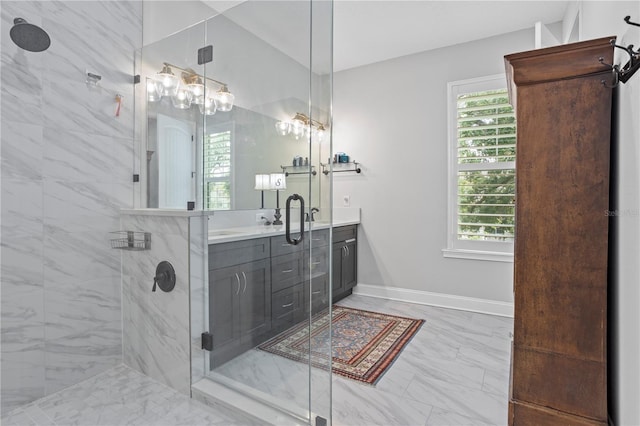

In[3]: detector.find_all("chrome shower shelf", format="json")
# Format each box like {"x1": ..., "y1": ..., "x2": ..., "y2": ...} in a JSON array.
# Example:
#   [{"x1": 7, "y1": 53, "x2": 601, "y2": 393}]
[{"x1": 110, "y1": 231, "x2": 151, "y2": 251}]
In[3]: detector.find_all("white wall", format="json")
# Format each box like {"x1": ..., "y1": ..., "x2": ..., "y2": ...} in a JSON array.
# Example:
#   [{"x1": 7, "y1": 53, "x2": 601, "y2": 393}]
[
  {"x1": 580, "y1": 2, "x2": 640, "y2": 425},
  {"x1": 333, "y1": 29, "x2": 535, "y2": 307}
]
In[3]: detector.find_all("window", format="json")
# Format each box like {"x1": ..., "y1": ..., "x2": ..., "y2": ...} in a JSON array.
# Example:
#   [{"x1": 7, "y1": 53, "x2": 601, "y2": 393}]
[
  {"x1": 444, "y1": 75, "x2": 516, "y2": 261},
  {"x1": 203, "y1": 128, "x2": 232, "y2": 210}
]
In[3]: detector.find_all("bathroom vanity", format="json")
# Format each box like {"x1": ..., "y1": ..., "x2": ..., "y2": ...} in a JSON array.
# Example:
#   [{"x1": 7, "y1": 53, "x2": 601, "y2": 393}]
[{"x1": 207, "y1": 223, "x2": 358, "y2": 368}]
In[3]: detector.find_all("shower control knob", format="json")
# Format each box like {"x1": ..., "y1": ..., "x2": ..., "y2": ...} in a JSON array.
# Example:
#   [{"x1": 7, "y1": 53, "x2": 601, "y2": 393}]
[{"x1": 152, "y1": 261, "x2": 176, "y2": 292}]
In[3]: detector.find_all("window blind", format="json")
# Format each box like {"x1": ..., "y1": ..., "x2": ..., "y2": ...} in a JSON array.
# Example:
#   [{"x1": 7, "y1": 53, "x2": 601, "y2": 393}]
[
  {"x1": 456, "y1": 89, "x2": 516, "y2": 242},
  {"x1": 204, "y1": 130, "x2": 232, "y2": 210}
]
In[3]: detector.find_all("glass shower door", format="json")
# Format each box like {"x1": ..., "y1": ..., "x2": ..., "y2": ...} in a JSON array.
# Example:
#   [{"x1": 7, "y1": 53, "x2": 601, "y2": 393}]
[{"x1": 199, "y1": 1, "x2": 333, "y2": 424}]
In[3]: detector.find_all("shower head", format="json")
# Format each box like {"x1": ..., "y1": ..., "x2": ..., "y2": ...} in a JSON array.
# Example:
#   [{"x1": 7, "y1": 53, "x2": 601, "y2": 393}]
[{"x1": 10, "y1": 18, "x2": 50, "y2": 52}]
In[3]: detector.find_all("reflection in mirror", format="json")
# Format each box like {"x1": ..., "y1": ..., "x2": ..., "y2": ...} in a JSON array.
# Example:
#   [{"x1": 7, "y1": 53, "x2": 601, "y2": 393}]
[
  {"x1": 146, "y1": 100, "x2": 325, "y2": 211},
  {"x1": 138, "y1": 8, "x2": 329, "y2": 211}
]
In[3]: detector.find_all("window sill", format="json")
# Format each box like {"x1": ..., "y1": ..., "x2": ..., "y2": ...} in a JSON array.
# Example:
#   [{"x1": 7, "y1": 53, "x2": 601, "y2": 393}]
[{"x1": 442, "y1": 248, "x2": 513, "y2": 263}]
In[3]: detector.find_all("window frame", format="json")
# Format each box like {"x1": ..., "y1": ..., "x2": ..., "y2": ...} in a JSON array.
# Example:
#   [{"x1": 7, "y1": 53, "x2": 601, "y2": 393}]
[{"x1": 444, "y1": 74, "x2": 515, "y2": 262}]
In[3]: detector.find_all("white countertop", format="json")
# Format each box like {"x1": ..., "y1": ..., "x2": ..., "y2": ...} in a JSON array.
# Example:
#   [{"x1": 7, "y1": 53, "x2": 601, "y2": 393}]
[{"x1": 208, "y1": 218, "x2": 360, "y2": 244}]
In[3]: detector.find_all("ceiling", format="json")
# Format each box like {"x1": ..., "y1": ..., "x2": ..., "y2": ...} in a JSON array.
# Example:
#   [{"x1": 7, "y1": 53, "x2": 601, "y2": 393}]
[{"x1": 201, "y1": 0, "x2": 571, "y2": 72}]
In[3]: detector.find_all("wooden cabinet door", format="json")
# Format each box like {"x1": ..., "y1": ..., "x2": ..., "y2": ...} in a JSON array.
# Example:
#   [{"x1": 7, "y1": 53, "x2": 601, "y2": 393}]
[
  {"x1": 209, "y1": 264, "x2": 241, "y2": 351},
  {"x1": 342, "y1": 240, "x2": 357, "y2": 290},
  {"x1": 332, "y1": 243, "x2": 345, "y2": 296},
  {"x1": 238, "y1": 259, "x2": 271, "y2": 340}
]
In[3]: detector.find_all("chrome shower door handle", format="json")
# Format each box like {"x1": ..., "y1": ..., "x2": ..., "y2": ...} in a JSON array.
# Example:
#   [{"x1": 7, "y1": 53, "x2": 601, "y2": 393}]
[{"x1": 285, "y1": 194, "x2": 305, "y2": 245}]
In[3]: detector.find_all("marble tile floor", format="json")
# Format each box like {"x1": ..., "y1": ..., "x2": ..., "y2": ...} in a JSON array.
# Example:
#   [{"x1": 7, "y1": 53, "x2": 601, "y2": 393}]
[
  {"x1": 1, "y1": 295, "x2": 513, "y2": 426},
  {"x1": 214, "y1": 295, "x2": 514, "y2": 426},
  {"x1": 0, "y1": 364, "x2": 252, "y2": 426}
]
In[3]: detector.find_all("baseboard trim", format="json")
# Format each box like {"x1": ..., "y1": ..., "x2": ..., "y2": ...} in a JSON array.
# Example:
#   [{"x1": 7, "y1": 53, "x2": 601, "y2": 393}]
[{"x1": 352, "y1": 284, "x2": 514, "y2": 318}]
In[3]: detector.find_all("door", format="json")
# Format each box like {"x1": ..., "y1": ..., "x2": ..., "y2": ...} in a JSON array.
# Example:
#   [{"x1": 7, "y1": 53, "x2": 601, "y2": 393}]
[
  {"x1": 209, "y1": 264, "x2": 240, "y2": 368},
  {"x1": 238, "y1": 259, "x2": 271, "y2": 341},
  {"x1": 157, "y1": 113, "x2": 195, "y2": 209},
  {"x1": 343, "y1": 240, "x2": 357, "y2": 290},
  {"x1": 195, "y1": 1, "x2": 334, "y2": 423}
]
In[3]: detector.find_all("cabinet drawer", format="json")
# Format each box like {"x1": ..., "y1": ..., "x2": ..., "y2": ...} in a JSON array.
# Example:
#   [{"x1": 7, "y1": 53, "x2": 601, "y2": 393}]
[
  {"x1": 271, "y1": 253, "x2": 304, "y2": 293},
  {"x1": 306, "y1": 246, "x2": 329, "y2": 278},
  {"x1": 272, "y1": 284, "x2": 304, "y2": 331},
  {"x1": 272, "y1": 284, "x2": 304, "y2": 320},
  {"x1": 307, "y1": 229, "x2": 329, "y2": 248},
  {"x1": 333, "y1": 225, "x2": 357, "y2": 243},
  {"x1": 209, "y1": 238, "x2": 270, "y2": 270},
  {"x1": 308, "y1": 275, "x2": 330, "y2": 313},
  {"x1": 270, "y1": 234, "x2": 303, "y2": 257}
]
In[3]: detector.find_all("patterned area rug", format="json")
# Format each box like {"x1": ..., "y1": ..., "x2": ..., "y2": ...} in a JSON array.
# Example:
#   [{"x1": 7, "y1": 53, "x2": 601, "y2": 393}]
[{"x1": 258, "y1": 306, "x2": 425, "y2": 385}]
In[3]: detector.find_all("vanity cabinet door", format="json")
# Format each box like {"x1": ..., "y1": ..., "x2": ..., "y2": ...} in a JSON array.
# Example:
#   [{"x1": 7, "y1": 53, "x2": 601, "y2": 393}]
[
  {"x1": 238, "y1": 259, "x2": 272, "y2": 342},
  {"x1": 342, "y1": 240, "x2": 357, "y2": 291},
  {"x1": 332, "y1": 242, "x2": 345, "y2": 296},
  {"x1": 209, "y1": 258, "x2": 271, "y2": 367},
  {"x1": 209, "y1": 264, "x2": 241, "y2": 356}
]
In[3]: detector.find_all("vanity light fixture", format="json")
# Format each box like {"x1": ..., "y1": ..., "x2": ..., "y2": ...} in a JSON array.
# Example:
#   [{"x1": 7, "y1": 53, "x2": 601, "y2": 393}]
[
  {"x1": 275, "y1": 112, "x2": 327, "y2": 141},
  {"x1": 270, "y1": 173, "x2": 286, "y2": 225},
  {"x1": 149, "y1": 62, "x2": 234, "y2": 115}
]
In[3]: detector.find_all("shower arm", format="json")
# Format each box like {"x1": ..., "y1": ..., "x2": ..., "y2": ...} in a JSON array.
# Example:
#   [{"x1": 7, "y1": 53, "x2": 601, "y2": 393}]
[{"x1": 163, "y1": 62, "x2": 229, "y2": 89}]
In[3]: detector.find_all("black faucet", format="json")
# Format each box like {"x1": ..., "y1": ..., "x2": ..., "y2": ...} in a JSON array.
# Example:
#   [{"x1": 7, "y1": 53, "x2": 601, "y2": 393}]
[{"x1": 305, "y1": 207, "x2": 320, "y2": 222}]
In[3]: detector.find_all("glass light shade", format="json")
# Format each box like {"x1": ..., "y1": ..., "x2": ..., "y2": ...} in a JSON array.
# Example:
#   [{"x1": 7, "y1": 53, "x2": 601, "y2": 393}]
[
  {"x1": 275, "y1": 121, "x2": 291, "y2": 136},
  {"x1": 291, "y1": 118, "x2": 306, "y2": 139},
  {"x1": 316, "y1": 127, "x2": 325, "y2": 141},
  {"x1": 269, "y1": 173, "x2": 286, "y2": 190},
  {"x1": 254, "y1": 174, "x2": 270, "y2": 190},
  {"x1": 187, "y1": 76, "x2": 205, "y2": 96},
  {"x1": 155, "y1": 65, "x2": 179, "y2": 97},
  {"x1": 214, "y1": 87, "x2": 235, "y2": 112},
  {"x1": 146, "y1": 79, "x2": 160, "y2": 102},
  {"x1": 171, "y1": 84, "x2": 192, "y2": 109},
  {"x1": 198, "y1": 97, "x2": 216, "y2": 115}
]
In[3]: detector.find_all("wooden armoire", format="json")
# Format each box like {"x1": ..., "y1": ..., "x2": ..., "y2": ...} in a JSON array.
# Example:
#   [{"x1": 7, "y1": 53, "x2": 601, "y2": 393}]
[{"x1": 505, "y1": 37, "x2": 615, "y2": 425}]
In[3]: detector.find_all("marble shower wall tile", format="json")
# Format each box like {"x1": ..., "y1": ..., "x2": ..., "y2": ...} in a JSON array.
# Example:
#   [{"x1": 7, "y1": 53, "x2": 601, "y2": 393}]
[
  {"x1": 1, "y1": 0, "x2": 142, "y2": 413},
  {"x1": 0, "y1": 288, "x2": 46, "y2": 410},
  {"x1": 0, "y1": 121, "x2": 44, "y2": 181},
  {"x1": 190, "y1": 216, "x2": 208, "y2": 383},
  {"x1": 121, "y1": 213, "x2": 192, "y2": 395}
]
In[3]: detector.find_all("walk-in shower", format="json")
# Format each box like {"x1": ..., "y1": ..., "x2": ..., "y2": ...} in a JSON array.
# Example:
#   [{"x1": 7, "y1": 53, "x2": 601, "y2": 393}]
[{"x1": 134, "y1": 1, "x2": 334, "y2": 423}]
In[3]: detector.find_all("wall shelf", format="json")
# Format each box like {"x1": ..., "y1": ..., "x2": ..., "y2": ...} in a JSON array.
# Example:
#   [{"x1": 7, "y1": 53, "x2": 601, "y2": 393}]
[
  {"x1": 280, "y1": 165, "x2": 317, "y2": 176},
  {"x1": 320, "y1": 161, "x2": 362, "y2": 175},
  {"x1": 110, "y1": 231, "x2": 151, "y2": 250}
]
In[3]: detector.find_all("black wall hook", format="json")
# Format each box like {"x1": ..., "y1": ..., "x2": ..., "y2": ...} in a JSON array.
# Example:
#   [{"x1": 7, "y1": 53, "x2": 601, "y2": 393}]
[
  {"x1": 598, "y1": 20, "x2": 640, "y2": 88},
  {"x1": 624, "y1": 16, "x2": 640, "y2": 28}
]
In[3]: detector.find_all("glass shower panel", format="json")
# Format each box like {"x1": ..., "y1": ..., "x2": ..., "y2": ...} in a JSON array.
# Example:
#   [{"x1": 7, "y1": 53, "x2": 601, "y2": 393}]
[
  {"x1": 200, "y1": 1, "x2": 333, "y2": 424},
  {"x1": 308, "y1": 1, "x2": 334, "y2": 422},
  {"x1": 136, "y1": 22, "x2": 206, "y2": 210}
]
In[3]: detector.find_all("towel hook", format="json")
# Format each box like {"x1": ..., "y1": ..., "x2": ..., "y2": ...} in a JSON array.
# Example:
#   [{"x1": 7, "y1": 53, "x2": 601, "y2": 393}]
[{"x1": 624, "y1": 16, "x2": 640, "y2": 27}]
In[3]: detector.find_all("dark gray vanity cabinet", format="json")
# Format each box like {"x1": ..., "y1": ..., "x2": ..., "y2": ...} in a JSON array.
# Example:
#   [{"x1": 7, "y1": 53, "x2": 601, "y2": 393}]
[
  {"x1": 207, "y1": 225, "x2": 358, "y2": 366},
  {"x1": 208, "y1": 238, "x2": 271, "y2": 368},
  {"x1": 332, "y1": 226, "x2": 357, "y2": 303}
]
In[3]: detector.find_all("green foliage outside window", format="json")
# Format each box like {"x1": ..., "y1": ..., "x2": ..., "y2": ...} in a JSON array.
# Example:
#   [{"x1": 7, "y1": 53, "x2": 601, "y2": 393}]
[{"x1": 457, "y1": 89, "x2": 516, "y2": 241}]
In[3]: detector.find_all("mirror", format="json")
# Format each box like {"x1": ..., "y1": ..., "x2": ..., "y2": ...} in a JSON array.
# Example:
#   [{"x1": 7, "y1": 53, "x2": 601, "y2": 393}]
[{"x1": 136, "y1": 4, "x2": 330, "y2": 211}]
